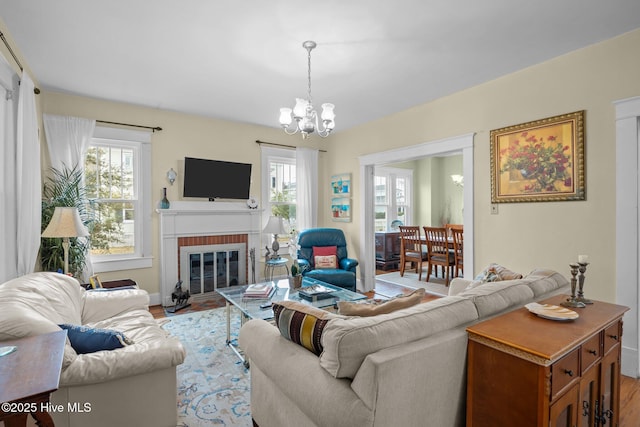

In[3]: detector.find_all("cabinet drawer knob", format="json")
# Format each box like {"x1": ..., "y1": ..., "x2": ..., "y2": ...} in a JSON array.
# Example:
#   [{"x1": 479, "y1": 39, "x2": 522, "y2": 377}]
[
  {"x1": 564, "y1": 369, "x2": 574, "y2": 377},
  {"x1": 588, "y1": 349, "x2": 597, "y2": 355},
  {"x1": 608, "y1": 334, "x2": 619, "y2": 341}
]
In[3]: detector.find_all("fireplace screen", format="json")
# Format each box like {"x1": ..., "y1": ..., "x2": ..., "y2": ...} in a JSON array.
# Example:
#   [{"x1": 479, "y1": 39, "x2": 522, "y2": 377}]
[{"x1": 181, "y1": 244, "x2": 245, "y2": 296}]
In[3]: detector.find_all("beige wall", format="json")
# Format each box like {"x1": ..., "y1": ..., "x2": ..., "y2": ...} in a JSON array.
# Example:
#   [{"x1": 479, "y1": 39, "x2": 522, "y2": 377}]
[
  {"x1": 5, "y1": 12, "x2": 640, "y2": 304},
  {"x1": 40, "y1": 92, "x2": 324, "y2": 293},
  {"x1": 325, "y1": 28, "x2": 640, "y2": 304}
]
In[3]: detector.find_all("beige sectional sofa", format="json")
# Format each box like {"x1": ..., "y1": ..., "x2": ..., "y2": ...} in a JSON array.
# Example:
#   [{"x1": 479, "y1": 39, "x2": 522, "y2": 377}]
[
  {"x1": 0, "y1": 272, "x2": 185, "y2": 427},
  {"x1": 239, "y1": 268, "x2": 570, "y2": 427}
]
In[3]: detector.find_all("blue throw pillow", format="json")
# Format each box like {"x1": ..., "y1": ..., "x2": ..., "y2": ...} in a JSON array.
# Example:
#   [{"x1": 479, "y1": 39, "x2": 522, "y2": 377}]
[{"x1": 59, "y1": 324, "x2": 133, "y2": 354}]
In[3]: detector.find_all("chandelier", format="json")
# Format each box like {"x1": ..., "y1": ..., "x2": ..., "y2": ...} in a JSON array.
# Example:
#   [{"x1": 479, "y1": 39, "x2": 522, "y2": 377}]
[{"x1": 279, "y1": 41, "x2": 335, "y2": 139}]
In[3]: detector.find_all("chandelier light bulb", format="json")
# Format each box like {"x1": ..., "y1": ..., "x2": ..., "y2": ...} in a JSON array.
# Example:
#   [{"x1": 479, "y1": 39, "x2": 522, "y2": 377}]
[{"x1": 279, "y1": 108, "x2": 293, "y2": 126}]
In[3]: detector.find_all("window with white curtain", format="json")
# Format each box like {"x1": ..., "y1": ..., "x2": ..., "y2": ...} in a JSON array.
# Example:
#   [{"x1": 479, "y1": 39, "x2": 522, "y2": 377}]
[
  {"x1": 84, "y1": 126, "x2": 152, "y2": 272},
  {"x1": 374, "y1": 167, "x2": 413, "y2": 231},
  {"x1": 261, "y1": 147, "x2": 296, "y2": 245}
]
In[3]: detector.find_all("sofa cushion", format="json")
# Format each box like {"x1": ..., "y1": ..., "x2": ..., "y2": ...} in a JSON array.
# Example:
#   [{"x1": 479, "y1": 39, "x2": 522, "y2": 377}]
[
  {"x1": 0, "y1": 272, "x2": 84, "y2": 325},
  {"x1": 313, "y1": 245, "x2": 337, "y2": 257},
  {"x1": 273, "y1": 300, "x2": 338, "y2": 356},
  {"x1": 524, "y1": 268, "x2": 570, "y2": 298},
  {"x1": 458, "y1": 281, "x2": 535, "y2": 318},
  {"x1": 314, "y1": 255, "x2": 338, "y2": 269},
  {"x1": 320, "y1": 296, "x2": 478, "y2": 378},
  {"x1": 59, "y1": 324, "x2": 133, "y2": 354},
  {"x1": 337, "y1": 288, "x2": 425, "y2": 316}
]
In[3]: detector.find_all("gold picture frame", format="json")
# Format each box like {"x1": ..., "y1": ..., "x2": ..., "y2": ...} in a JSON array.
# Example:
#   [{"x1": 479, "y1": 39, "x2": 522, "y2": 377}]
[{"x1": 490, "y1": 110, "x2": 585, "y2": 203}]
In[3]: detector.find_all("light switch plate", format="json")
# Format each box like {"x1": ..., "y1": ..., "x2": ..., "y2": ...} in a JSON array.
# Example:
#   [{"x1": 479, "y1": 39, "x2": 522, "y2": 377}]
[{"x1": 491, "y1": 204, "x2": 499, "y2": 215}]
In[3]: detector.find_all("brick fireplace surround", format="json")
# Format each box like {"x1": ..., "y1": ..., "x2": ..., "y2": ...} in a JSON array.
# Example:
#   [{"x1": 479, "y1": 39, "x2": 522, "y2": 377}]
[{"x1": 157, "y1": 201, "x2": 262, "y2": 307}]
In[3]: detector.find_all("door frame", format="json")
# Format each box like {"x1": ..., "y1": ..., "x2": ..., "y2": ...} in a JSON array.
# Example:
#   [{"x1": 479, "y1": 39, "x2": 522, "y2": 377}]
[
  {"x1": 358, "y1": 133, "x2": 475, "y2": 291},
  {"x1": 615, "y1": 95, "x2": 640, "y2": 378}
]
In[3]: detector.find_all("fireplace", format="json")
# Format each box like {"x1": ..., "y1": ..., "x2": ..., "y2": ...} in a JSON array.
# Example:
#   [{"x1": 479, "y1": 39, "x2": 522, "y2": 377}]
[{"x1": 157, "y1": 201, "x2": 262, "y2": 306}]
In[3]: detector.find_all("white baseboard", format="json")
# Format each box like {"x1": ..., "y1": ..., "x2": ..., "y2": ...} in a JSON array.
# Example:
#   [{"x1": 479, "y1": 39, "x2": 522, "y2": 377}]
[
  {"x1": 148, "y1": 292, "x2": 161, "y2": 306},
  {"x1": 621, "y1": 345, "x2": 640, "y2": 378}
]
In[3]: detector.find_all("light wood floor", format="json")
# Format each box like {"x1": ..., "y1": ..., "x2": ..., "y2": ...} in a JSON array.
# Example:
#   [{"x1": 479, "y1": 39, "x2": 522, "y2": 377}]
[{"x1": 151, "y1": 278, "x2": 640, "y2": 426}]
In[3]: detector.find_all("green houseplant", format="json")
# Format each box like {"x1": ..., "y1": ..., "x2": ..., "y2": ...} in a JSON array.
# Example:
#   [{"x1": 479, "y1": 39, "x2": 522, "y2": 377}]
[{"x1": 40, "y1": 166, "x2": 93, "y2": 279}]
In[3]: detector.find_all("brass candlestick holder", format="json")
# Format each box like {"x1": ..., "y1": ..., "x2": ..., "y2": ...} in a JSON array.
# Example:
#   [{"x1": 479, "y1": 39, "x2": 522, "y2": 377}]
[
  {"x1": 575, "y1": 262, "x2": 593, "y2": 304},
  {"x1": 562, "y1": 263, "x2": 586, "y2": 308}
]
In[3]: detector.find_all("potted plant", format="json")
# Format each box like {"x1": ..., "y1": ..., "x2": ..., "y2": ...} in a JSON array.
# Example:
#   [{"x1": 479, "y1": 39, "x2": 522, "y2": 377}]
[
  {"x1": 289, "y1": 261, "x2": 305, "y2": 289},
  {"x1": 40, "y1": 166, "x2": 93, "y2": 279}
]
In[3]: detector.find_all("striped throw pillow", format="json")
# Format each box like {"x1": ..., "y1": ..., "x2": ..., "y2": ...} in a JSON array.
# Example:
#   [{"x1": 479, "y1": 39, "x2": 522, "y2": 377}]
[{"x1": 273, "y1": 300, "x2": 335, "y2": 356}]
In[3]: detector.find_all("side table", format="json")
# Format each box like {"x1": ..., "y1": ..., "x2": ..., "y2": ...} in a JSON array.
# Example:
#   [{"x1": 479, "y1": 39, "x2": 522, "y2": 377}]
[
  {"x1": 264, "y1": 257, "x2": 289, "y2": 281},
  {"x1": 0, "y1": 330, "x2": 67, "y2": 427}
]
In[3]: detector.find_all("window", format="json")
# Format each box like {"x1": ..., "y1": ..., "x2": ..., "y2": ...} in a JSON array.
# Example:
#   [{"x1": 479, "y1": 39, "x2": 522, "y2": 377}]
[
  {"x1": 261, "y1": 147, "x2": 296, "y2": 243},
  {"x1": 374, "y1": 167, "x2": 412, "y2": 231},
  {"x1": 84, "y1": 127, "x2": 152, "y2": 272}
]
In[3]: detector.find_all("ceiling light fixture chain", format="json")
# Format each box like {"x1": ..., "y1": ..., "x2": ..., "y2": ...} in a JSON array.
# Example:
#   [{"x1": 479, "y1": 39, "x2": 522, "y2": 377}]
[{"x1": 279, "y1": 40, "x2": 335, "y2": 139}]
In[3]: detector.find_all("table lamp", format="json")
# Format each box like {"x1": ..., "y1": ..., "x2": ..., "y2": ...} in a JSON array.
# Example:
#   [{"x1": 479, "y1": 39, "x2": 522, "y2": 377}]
[
  {"x1": 42, "y1": 207, "x2": 89, "y2": 275},
  {"x1": 263, "y1": 216, "x2": 286, "y2": 258}
]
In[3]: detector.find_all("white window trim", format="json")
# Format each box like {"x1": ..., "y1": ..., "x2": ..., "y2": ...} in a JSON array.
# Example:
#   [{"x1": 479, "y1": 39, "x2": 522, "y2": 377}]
[
  {"x1": 90, "y1": 126, "x2": 152, "y2": 272},
  {"x1": 375, "y1": 166, "x2": 413, "y2": 230},
  {"x1": 261, "y1": 146, "x2": 296, "y2": 249}
]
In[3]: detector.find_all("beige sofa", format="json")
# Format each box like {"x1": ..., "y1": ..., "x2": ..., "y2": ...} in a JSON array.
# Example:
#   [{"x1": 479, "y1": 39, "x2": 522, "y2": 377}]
[
  {"x1": 0, "y1": 272, "x2": 185, "y2": 427},
  {"x1": 239, "y1": 268, "x2": 570, "y2": 427}
]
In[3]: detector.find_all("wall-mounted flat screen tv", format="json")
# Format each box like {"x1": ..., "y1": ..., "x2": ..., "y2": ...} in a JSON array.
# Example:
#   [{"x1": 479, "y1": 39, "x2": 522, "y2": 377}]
[{"x1": 183, "y1": 157, "x2": 252, "y2": 200}]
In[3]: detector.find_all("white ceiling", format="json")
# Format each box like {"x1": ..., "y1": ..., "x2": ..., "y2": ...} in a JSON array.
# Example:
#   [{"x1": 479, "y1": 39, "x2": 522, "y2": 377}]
[{"x1": 2, "y1": 0, "x2": 640, "y2": 133}]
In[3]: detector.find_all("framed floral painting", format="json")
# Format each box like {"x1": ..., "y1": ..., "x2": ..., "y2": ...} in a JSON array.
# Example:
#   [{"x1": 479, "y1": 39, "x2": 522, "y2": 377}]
[{"x1": 490, "y1": 110, "x2": 585, "y2": 203}]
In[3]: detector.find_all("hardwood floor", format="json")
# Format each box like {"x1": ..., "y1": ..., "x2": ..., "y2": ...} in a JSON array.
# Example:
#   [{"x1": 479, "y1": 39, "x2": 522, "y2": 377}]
[
  {"x1": 150, "y1": 277, "x2": 640, "y2": 426},
  {"x1": 620, "y1": 374, "x2": 640, "y2": 426}
]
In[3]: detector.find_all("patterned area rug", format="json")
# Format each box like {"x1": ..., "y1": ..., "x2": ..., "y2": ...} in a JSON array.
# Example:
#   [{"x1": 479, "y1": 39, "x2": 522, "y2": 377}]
[{"x1": 162, "y1": 307, "x2": 252, "y2": 426}]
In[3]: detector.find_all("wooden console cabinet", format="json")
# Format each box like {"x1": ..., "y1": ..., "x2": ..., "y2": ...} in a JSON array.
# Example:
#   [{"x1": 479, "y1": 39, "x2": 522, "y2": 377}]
[
  {"x1": 466, "y1": 295, "x2": 629, "y2": 427},
  {"x1": 375, "y1": 232, "x2": 401, "y2": 270}
]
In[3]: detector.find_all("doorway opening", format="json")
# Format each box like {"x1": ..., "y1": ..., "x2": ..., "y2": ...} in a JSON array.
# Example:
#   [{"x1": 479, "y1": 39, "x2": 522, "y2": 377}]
[{"x1": 358, "y1": 133, "x2": 475, "y2": 292}]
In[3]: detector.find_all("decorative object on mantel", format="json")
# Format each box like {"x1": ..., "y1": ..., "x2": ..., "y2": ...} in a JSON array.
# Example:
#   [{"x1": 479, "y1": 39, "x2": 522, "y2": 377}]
[
  {"x1": 247, "y1": 197, "x2": 258, "y2": 209},
  {"x1": 263, "y1": 216, "x2": 286, "y2": 258},
  {"x1": 166, "y1": 168, "x2": 177, "y2": 186},
  {"x1": 490, "y1": 110, "x2": 585, "y2": 203},
  {"x1": 160, "y1": 187, "x2": 170, "y2": 209},
  {"x1": 279, "y1": 40, "x2": 335, "y2": 139}
]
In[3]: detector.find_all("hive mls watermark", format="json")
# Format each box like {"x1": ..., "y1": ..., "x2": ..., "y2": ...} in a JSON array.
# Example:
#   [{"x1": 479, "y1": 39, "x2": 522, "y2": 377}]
[{"x1": 1, "y1": 401, "x2": 92, "y2": 413}]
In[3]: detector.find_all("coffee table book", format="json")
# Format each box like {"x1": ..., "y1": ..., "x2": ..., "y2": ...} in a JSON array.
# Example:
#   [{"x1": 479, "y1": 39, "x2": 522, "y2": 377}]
[{"x1": 243, "y1": 283, "x2": 274, "y2": 298}]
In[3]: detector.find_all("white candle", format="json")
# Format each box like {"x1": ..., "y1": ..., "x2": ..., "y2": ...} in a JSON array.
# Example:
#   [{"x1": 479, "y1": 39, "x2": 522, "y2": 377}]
[{"x1": 578, "y1": 255, "x2": 589, "y2": 263}]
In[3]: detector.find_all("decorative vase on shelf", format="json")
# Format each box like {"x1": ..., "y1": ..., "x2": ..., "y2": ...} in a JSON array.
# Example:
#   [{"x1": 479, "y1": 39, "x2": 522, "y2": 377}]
[{"x1": 160, "y1": 187, "x2": 170, "y2": 209}]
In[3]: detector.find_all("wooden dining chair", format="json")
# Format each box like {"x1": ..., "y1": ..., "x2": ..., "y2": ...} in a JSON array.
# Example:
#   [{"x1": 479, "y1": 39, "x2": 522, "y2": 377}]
[
  {"x1": 423, "y1": 226, "x2": 456, "y2": 286},
  {"x1": 398, "y1": 226, "x2": 428, "y2": 280},
  {"x1": 449, "y1": 227, "x2": 464, "y2": 278}
]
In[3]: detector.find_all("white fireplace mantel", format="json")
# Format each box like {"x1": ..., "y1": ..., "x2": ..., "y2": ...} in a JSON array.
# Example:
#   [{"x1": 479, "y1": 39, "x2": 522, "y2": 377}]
[{"x1": 157, "y1": 201, "x2": 263, "y2": 306}]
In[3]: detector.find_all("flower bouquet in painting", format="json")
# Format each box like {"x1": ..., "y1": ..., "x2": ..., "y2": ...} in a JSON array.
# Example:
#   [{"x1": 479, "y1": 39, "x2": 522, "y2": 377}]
[
  {"x1": 490, "y1": 111, "x2": 585, "y2": 203},
  {"x1": 500, "y1": 132, "x2": 572, "y2": 193}
]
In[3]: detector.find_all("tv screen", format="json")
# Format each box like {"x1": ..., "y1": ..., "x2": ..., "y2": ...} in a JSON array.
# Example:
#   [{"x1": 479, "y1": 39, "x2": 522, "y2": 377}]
[{"x1": 183, "y1": 157, "x2": 252, "y2": 200}]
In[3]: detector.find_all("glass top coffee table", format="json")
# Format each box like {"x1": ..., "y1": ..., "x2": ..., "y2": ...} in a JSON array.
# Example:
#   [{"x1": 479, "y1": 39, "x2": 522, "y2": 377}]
[{"x1": 218, "y1": 277, "x2": 366, "y2": 366}]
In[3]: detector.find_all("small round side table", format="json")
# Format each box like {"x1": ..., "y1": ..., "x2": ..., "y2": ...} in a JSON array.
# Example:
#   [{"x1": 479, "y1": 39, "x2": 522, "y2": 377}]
[{"x1": 264, "y1": 257, "x2": 290, "y2": 281}]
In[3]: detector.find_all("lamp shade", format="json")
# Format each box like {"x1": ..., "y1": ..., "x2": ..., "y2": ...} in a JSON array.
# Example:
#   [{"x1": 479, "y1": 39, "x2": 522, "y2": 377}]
[
  {"x1": 263, "y1": 216, "x2": 286, "y2": 235},
  {"x1": 42, "y1": 207, "x2": 89, "y2": 238}
]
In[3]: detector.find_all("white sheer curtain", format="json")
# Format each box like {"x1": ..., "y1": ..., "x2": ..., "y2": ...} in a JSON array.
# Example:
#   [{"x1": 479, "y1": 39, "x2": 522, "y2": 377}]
[
  {"x1": 16, "y1": 72, "x2": 41, "y2": 276},
  {"x1": 43, "y1": 114, "x2": 96, "y2": 279},
  {"x1": 0, "y1": 53, "x2": 18, "y2": 282},
  {"x1": 296, "y1": 147, "x2": 319, "y2": 231},
  {"x1": 43, "y1": 114, "x2": 96, "y2": 170}
]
